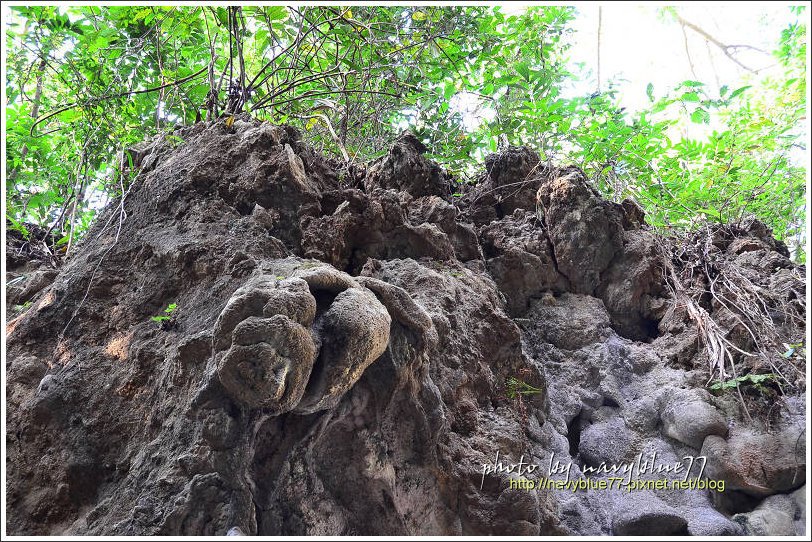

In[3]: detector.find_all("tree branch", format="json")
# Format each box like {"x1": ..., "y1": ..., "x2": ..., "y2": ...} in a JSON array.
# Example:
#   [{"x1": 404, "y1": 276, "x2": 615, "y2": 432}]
[
  {"x1": 30, "y1": 65, "x2": 209, "y2": 136},
  {"x1": 674, "y1": 12, "x2": 767, "y2": 74}
]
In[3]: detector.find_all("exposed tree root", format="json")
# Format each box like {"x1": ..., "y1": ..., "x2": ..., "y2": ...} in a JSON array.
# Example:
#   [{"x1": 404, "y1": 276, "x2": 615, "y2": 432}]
[{"x1": 658, "y1": 222, "x2": 806, "y2": 419}]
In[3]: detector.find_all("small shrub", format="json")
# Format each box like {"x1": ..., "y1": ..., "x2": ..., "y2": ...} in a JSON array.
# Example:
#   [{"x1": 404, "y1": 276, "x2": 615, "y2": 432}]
[
  {"x1": 505, "y1": 377, "x2": 544, "y2": 399},
  {"x1": 150, "y1": 303, "x2": 177, "y2": 324}
]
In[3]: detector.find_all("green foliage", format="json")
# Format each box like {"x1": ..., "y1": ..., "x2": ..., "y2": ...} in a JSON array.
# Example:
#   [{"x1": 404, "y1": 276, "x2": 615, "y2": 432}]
[
  {"x1": 12, "y1": 300, "x2": 34, "y2": 313},
  {"x1": 4, "y1": 6, "x2": 807, "y2": 258},
  {"x1": 164, "y1": 134, "x2": 185, "y2": 148},
  {"x1": 709, "y1": 372, "x2": 777, "y2": 393},
  {"x1": 6, "y1": 215, "x2": 31, "y2": 240},
  {"x1": 505, "y1": 377, "x2": 544, "y2": 399},
  {"x1": 150, "y1": 302, "x2": 177, "y2": 324}
]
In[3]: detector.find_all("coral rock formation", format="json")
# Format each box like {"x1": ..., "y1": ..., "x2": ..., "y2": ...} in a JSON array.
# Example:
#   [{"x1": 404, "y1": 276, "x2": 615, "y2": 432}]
[{"x1": 5, "y1": 117, "x2": 806, "y2": 536}]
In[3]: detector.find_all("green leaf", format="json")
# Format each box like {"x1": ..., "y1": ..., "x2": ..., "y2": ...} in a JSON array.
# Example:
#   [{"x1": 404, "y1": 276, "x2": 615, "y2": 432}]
[
  {"x1": 150, "y1": 302, "x2": 177, "y2": 324},
  {"x1": 58, "y1": 108, "x2": 83, "y2": 123},
  {"x1": 515, "y1": 61, "x2": 530, "y2": 82},
  {"x1": 6, "y1": 214, "x2": 31, "y2": 240},
  {"x1": 728, "y1": 85, "x2": 752, "y2": 100},
  {"x1": 214, "y1": 7, "x2": 229, "y2": 26},
  {"x1": 443, "y1": 81, "x2": 455, "y2": 100},
  {"x1": 646, "y1": 82, "x2": 654, "y2": 102},
  {"x1": 265, "y1": 6, "x2": 287, "y2": 20},
  {"x1": 690, "y1": 107, "x2": 710, "y2": 124}
]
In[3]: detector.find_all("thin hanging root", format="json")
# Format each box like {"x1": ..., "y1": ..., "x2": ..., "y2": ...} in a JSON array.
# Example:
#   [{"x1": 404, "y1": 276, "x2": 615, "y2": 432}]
[{"x1": 662, "y1": 259, "x2": 727, "y2": 380}]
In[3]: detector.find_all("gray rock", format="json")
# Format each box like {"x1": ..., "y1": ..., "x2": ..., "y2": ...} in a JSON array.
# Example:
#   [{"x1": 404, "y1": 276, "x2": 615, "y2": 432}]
[
  {"x1": 611, "y1": 493, "x2": 688, "y2": 535},
  {"x1": 364, "y1": 131, "x2": 449, "y2": 198},
  {"x1": 733, "y1": 492, "x2": 799, "y2": 536},
  {"x1": 459, "y1": 145, "x2": 544, "y2": 227},
  {"x1": 212, "y1": 263, "x2": 393, "y2": 415},
  {"x1": 217, "y1": 315, "x2": 316, "y2": 412},
  {"x1": 525, "y1": 293, "x2": 612, "y2": 350},
  {"x1": 7, "y1": 267, "x2": 58, "y2": 305},
  {"x1": 9, "y1": 355, "x2": 49, "y2": 387},
  {"x1": 479, "y1": 209, "x2": 568, "y2": 316},
  {"x1": 294, "y1": 287, "x2": 391, "y2": 413},
  {"x1": 702, "y1": 425, "x2": 806, "y2": 496},
  {"x1": 300, "y1": 188, "x2": 456, "y2": 272},
  {"x1": 686, "y1": 508, "x2": 743, "y2": 536},
  {"x1": 660, "y1": 388, "x2": 728, "y2": 448},
  {"x1": 791, "y1": 486, "x2": 806, "y2": 535},
  {"x1": 356, "y1": 276, "x2": 436, "y2": 340},
  {"x1": 261, "y1": 277, "x2": 317, "y2": 326},
  {"x1": 595, "y1": 229, "x2": 666, "y2": 341},
  {"x1": 624, "y1": 395, "x2": 660, "y2": 433},
  {"x1": 213, "y1": 274, "x2": 279, "y2": 351},
  {"x1": 536, "y1": 168, "x2": 624, "y2": 295},
  {"x1": 579, "y1": 417, "x2": 634, "y2": 467},
  {"x1": 734, "y1": 491, "x2": 806, "y2": 536}
]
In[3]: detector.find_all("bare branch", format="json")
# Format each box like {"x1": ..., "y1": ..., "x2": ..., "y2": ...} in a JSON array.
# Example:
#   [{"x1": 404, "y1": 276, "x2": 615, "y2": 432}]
[{"x1": 674, "y1": 12, "x2": 769, "y2": 74}]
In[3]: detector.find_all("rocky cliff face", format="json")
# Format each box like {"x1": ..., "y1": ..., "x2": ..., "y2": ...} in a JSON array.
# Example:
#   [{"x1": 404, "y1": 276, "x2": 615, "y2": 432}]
[{"x1": 5, "y1": 117, "x2": 806, "y2": 536}]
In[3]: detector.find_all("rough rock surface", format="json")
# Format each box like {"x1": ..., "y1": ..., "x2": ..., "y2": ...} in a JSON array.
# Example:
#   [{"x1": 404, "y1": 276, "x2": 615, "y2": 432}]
[
  {"x1": 364, "y1": 132, "x2": 450, "y2": 198},
  {"x1": 6, "y1": 222, "x2": 61, "y2": 315},
  {"x1": 611, "y1": 493, "x2": 688, "y2": 535},
  {"x1": 5, "y1": 117, "x2": 806, "y2": 536},
  {"x1": 660, "y1": 388, "x2": 728, "y2": 449},
  {"x1": 702, "y1": 422, "x2": 806, "y2": 498},
  {"x1": 733, "y1": 488, "x2": 806, "y2": 536}
]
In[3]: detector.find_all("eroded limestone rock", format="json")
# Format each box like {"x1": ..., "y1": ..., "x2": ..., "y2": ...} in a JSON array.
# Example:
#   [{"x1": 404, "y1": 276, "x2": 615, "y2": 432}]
[
  {"x1": 364, "y1": 131, "x2": 450, "y2": 198},
  {"x1": 659, "y1": 388, "x2": 728, "y2": 449},
  {"x1": 4, "y1": 117, "x2": 805, "y2": 537},
  {"x1": 212, "y1": 261, "x2": 392, "y2": 415},
  {"x1": 536, "y1": 168, "x2": 624, "y2": 295}
]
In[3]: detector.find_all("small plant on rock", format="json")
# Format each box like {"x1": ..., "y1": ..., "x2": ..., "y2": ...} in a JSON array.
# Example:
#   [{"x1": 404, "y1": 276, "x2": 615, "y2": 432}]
[
  {"x1": 504, "y1": 375, "x2": 544, "y2": 434},
  {"x1": 505, "y1": 377, "x2": 544, "y2": 399},
  {"x1": 709, "y1": 372, "x2": 777, "y2": 395},
  {"x1": 150, "y1": 303, "x2": 177, "y2": 326}
]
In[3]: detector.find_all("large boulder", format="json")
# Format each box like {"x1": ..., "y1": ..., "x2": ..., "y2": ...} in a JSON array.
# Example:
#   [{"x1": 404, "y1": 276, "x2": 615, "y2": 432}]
[
  {"x1": 578, "y1": 417, "x2": 635, "y2": 467},
  {"x1": 659, "y1": 388, "x2": 728, "y2": 449},
  {"x1": 611, "y1": 493, "x2": 688, "y2": 535},
  {"x1": 211, "y1": 262, "x2": 393, "y2": 415},
  {"x1": 733, "y1": 490, "x2": 805, "y2": 536},
  {"x1": 702, "y1": 425, "x2": 806, "y2": 496},
  {"x1": 294, "y1": 286, "x2": 391, "y2": 413},
  {"x1": 523, "y1": 293, "x2": 613, "y2": 351}
]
